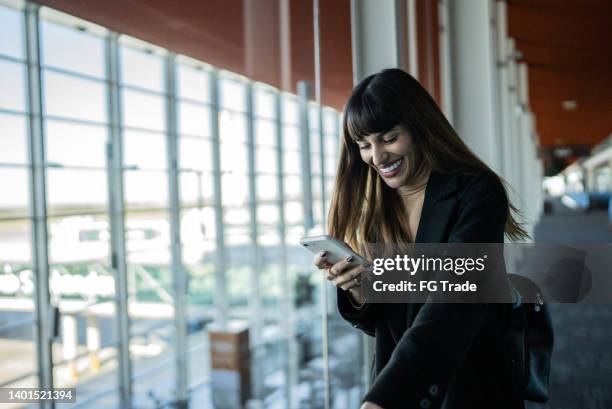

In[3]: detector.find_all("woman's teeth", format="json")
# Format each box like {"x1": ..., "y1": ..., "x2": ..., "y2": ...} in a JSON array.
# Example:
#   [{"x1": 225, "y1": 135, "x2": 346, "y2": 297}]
[{"x1": 380, "y1": 159, "x2": 402, "y2": 173}]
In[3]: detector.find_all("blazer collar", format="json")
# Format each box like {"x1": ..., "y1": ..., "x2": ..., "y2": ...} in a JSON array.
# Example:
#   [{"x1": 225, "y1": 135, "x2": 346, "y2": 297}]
[{"x1": 414, "y1": 169, "x2": 459, "y2": 243}]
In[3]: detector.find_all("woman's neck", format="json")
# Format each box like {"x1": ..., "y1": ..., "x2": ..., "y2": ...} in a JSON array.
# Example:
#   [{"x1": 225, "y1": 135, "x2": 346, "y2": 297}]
[{"x1": 397, "y1": 163, "x2": 431, "y2": 200}]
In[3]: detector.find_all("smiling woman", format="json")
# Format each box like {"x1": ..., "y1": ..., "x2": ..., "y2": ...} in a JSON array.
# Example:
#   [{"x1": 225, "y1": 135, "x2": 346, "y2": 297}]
[
  {"x1": 316, "y1": 68, "x2": 533, "y2": 409},
  {"x1": 355, "y1": 124, "x2": 428, "y2": 192}
]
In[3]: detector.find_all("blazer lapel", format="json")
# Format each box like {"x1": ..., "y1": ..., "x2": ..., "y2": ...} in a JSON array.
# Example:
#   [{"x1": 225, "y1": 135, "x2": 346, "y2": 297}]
[
  {"x1": 415, "y1": 169, "x2": 459, "y2": 244},
  {"x1": 406, "y1": 170, "x2": 460, "y2": 328}
]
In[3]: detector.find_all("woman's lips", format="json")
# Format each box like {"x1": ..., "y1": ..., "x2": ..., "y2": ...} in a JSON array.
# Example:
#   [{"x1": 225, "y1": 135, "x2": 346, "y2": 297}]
[{"x1": 378, "y1": 158, "x2": 403, "y2": 177}]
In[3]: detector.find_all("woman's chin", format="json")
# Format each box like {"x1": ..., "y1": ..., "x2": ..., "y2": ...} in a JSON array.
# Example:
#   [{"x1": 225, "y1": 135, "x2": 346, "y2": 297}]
[{"x1": 381, "y1": 174, "x2": 405, "y2": 189}]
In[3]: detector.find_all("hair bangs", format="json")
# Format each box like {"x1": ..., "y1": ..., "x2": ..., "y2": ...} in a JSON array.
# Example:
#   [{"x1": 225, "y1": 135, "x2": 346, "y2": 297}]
[{"x1": 345, "y1": 91, "x2": 400, "y2": 142}]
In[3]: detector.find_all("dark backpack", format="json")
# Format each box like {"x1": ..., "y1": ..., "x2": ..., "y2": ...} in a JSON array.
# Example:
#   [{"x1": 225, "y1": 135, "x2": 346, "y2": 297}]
[{"x1": 507, "y1": 274, "x2": 554, "y2": 403}]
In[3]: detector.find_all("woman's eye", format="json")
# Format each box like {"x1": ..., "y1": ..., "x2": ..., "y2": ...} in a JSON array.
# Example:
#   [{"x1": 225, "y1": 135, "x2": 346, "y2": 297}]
[
  {"x1": 358, "y1": 144, "x2": 370, "y2": 150},
  {"x1": 383, "y1": 135, "x2": 397, "y2": 144}
]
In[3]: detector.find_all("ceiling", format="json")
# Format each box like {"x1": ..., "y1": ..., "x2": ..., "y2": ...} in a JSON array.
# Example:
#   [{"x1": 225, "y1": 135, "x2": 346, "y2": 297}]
[
  {"x1": 507, "y1": 0, "x2": 612, "y2": 153},
  {"x1": 34, "y1": 0, "x2": 611, "y2": 158},
  {"x1": 34, "y1": 0, "x2": 354, "y2": 110}
]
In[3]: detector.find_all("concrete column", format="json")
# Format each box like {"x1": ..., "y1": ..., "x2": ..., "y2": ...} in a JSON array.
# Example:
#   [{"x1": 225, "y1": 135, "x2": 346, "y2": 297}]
[
  {"x1": 350, "y1": 0, "x2": 408, "y2": 81},
  {"x1": 507, "y1": 39, "x2": 523, "y2": 204},
  {"x1": 86, "y1": 314, "x2": 101, "y2": 372},
  {"x1": 447, "y1": 0, "x2": 501, "y2": 174},
  {"x1": 438, "y1": 0, "x2": 453, "y2": 122},
  {"x1": 350, "y1": 0, "x2": 410, "y2": 391},
  {"x1": 495, "y1": 1, "x2": 514, "y2": 183},
  {"x1": 62, "y1": 314, "x2": 78, "y2": 381}
]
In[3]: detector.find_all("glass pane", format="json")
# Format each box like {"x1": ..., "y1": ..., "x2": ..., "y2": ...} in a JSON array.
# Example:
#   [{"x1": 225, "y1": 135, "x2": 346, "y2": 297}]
[
  {"x1": 219, "y1": 110, "x2": 247, "y2": 143},
  {"x1": 46, "y1": 169, "x2": 107, "y2": 214},
  {"x1": 177, "y1": 64, "x2": 209, "y2": 103},
  {"x1": 219, "y1": 78, "x2": 246, "y2": 111},
  {"x1": 124, "y1": 170, "x2": 168, "y2": 209},
  {"x1": 41, "y1": 20, "x2": 105, "y2": 78},
  {"x1": 225, "y1": 234, "x2": 251, "y2": 306},
  {"x1": 221, "y1": 174, "x2": 248, "y2": 206},
  {"x1": 255, "y1": 119, "x2": 277, "y2": 147},
  {"x1": 309, "y1": 104, "x2": 320, "y2": 130},
  {"x1": 325, "y1": 178, "x2": 335, "y2": 197},
  {"x1": 255, "y1": 89, "x2": 276, "y2": 119},
  {"x1": 0, "y1": 60, "x2": 26, "y2": 112},
  {"x1": 122, "y1": 89, "x2": 166, "y2": 131},
  {"x1": 44, "y1": 71, "x2": 106, "y2": 122},
  {"x1": 179, "y1": 136, "x2": 213, "y2": 171},
  {"x1": 0, "y1": 5, "x2": 24, "y2": 59},
  {"x1": 179, "y1": 171, "x2": 214, "y2": 206},
  {"x1": 323, "y1": 109, "x2": 338, "y2": 134},
  {"x1": 183, "y1": 242, "x2": 215, "y2": 305},
  {"x1": 282, "y1": 95, "x2": 299, "y2": 125},
  {"x1": 310, "y1": 130, "x2": 321, "y2": 153},
  {"x1": 47, "y1": 214, "x2": 110, "y2": 275},
  {"x1": 0, "y1": 219, "x2": 30, "y2": 267},
  {"x1": 0, "y1": 168, "x2": 30, "y2": 218},
  {"x1": 256, "y1": 147, "x2": 278, "y2": 174},
  {"x1": 47, "y1": 205, "x2": 120, "y2": 402},
  {"x1": 120, "y1": 45, "x2": 164, "y2": 92},
  {"x1": 178, "y1": 102, "x2": 211, "y2": 137},
  {"x1": 257, "y1": 204, "x2": 279, "y2": 225},
  {"x1": 284, "y1": 151, "x2": 301, "y2": 174},
  {"x1": 324, "y1": 133, "x2": 338, "y2": 157},
  {"x1": 256, "y1": 174, "x2": 278, "y2": 201},
  {"x1": 325, "y1": 155, "x2": 337, "y2": 177},
  {"x1": 125, "y1": 210, "x2": 175, "y2": 405},
  {"x1": 284, "y1": 201, "x2": 303, "y2": 224},
  {"x1": 180, "y1": 207, "x2": 216, "y2": 244},
  {"x1": 312, "y1": 176, "x2": 322, "y2": 200},
  {"x1": 46, "y1": 120, "x2": 107, "y2": 167},
  {"x1": 0, "y1": 113, "x2": 27, "y2": 164},
  {"x1": 224, "y1": 207, "x2": 250, "y2": 226},
  {"x1": 283, "y1": 125, "x2": 301, "y2": 150},
  {"x1": 123, "y1": 129, "x2": 167, "y2": 170},
  {"x1": 284, "y1": 176, "x2": 301, "y2": 200},
  {"x1": 220, "y1": 141, "x2": 248, "y2": 173},
  {"x1": 0, "y1": 317, "x2": 37, "y2": 389},
  {"x1": 311, "y1": 154, "x2": 321, "y2": 176}
]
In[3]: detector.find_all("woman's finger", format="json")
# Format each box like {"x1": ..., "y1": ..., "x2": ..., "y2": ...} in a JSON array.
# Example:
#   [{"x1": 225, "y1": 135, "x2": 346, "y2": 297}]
[
  {"x1": 332, "y1": 264, "x2": 365, "y2": 287},
  {"x1": 313, "y1": 251, "x2": 330, "y2": 269},
  {"x1": 329, "y1": 255, "x2": 357, "y2": 276}
]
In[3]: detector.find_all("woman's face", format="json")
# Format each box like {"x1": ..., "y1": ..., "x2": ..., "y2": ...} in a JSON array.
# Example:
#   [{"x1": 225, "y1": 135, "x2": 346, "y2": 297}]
[{"x1": 356, "y1": 125, "x2": 416, "y2": 189}]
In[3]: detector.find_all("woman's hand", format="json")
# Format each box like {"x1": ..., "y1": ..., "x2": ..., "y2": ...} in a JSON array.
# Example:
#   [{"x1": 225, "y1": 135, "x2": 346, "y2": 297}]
[
  {"x1": 313, "y1": 251, "x2": 368, "y2": 291},
  {"x1": 360, "y1": 402, "x2": 384, "y2": 409}
]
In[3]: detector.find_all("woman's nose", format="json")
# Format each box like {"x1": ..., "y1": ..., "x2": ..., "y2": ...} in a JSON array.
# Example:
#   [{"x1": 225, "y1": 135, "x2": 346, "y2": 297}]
[{"x1": 372, "y1": 145, "x2": 387, "y2": 167}]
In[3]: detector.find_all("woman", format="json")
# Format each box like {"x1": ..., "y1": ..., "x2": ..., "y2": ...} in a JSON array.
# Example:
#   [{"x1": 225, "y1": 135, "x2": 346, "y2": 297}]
[{"x1": 313, "y1": 69, "x2": 528, "y2": 409}]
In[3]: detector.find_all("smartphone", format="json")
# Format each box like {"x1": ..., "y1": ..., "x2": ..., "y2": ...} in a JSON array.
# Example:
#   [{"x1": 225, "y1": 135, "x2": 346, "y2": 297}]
[{"x1": 300, "y1": 235, "x2": 367, "y2": 267}]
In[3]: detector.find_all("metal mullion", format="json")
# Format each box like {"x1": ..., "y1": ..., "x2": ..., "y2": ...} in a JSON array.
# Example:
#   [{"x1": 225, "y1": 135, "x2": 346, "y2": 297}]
[
  {"x1": 209, "y1": 69, "x2": 228, "y2": 323},
  {"x1": 43, "y1": 114, "x2": 108, "y2": 128},
  {"x1": 105, "y1": 32, "x2": 132, "y2": 409},
  {"x1": 313, "y1": 1, "x2": 331, "y2": 409},
  {"x1": 0, "y1": 107, "x2": 27, "y2": 116},
  {"x1": 0, "y1": 53, "x2": 27, "y2": 64},
  {"x1": 176, "y1": 95, "x2": 212, "y2": 108},
  {"x1": 119, "y1": 82, "x2": 167, "y2": 98},
  {"x1": 24, "y1": 5, "x2": 54, "y2": 408},
  {"x1": 276, "y1": 92, "x2": 296, "y2": 409},
  {"x1": 0, "y1": 162, "x2": 29, "y2": 169},
  {"x1": 297, "y1": 82, "x2": 314, "y2": 230},
  {"x1": 41, "y1": 64, "x2": 108, "y2": 85},
  {"x1": 246, "y1": 81, "x2": 264, "y2": 400},
  {"x1": 165, "y1": 52, "x2": 188, "y2": 408}
]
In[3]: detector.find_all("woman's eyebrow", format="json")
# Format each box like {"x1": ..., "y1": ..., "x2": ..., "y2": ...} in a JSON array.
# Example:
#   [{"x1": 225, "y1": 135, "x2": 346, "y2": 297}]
[{"x1": 378, "y1": 129, "x2": 398, "y2": 140}]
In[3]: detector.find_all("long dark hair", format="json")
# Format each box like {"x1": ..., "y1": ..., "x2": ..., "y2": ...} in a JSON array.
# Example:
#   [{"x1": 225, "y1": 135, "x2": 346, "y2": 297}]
[{"x1": 328, "y1": 68, "x2": 528, "y2": 254}]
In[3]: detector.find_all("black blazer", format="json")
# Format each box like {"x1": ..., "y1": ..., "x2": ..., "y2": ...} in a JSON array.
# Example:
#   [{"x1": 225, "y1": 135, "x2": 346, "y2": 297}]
[{"x1": 337, "y1": 169, "x2": 523, "y2": 409}]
